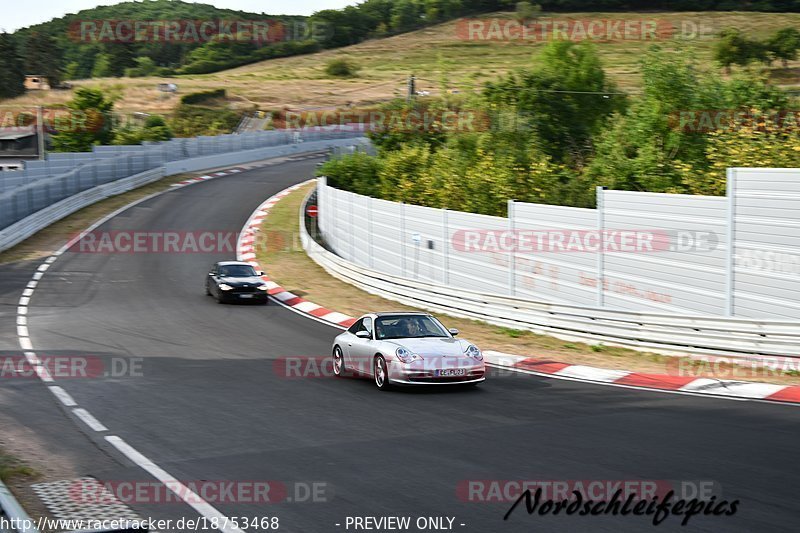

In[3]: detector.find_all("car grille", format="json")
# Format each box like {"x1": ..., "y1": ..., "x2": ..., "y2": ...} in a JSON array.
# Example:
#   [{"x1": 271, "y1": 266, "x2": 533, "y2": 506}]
[
  {"x1": 406, "y1": 371, "x2": 484, "y2": 383},
  {"x1": 230, "y1": 285, "x2": 257, "y2": 293}
]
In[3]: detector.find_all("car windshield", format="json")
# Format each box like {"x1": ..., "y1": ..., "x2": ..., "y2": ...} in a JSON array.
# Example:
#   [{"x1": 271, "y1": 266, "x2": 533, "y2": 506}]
[
  {"x1": 218, "y1": 265, "x2": 257, "y2": 277},
  {"x1": 374, "y1": 315, "x2": 449, "y2": 340}
]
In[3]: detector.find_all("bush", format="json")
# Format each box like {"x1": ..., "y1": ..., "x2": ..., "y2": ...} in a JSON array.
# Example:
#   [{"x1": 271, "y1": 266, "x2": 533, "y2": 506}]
[
  {"x1": 325, "y1": 58, "x2": 359, "y2": 78},
  {"x1": 112, "y1": 114, "x2": 173, "y2": 145},
  {"x1": 169, "y1": 105, "x2": 241, "y2": 137},
  {"x1": 179, "y1": 89, "x2": 227, "y2": 106},
  {"x1": 317, "y1": 151, "x2": 382, "y2": 196}
]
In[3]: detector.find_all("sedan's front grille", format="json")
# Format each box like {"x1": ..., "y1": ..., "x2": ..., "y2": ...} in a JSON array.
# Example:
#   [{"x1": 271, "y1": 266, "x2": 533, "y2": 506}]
[{"x1": 230, "y1": 285, "x2": 257, "y2": 293}]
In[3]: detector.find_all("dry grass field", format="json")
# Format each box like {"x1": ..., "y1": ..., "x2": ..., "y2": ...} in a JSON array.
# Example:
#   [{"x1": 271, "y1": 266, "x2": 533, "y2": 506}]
[{"x1": 3, "y1": 11, "x2": 800, "y2": 117}]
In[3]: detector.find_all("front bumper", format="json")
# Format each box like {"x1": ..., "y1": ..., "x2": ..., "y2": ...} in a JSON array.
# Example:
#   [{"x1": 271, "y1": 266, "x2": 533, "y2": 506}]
[
  {"x1": 221, "y1": 291, "x2": 269, "y2": 302},
  {"x1": 387, "y1": 359, "x2": 485, "y2": 385}
]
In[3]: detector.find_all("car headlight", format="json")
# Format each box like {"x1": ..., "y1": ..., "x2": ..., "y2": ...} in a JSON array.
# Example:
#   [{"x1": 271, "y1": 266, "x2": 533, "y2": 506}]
[
  {"x1": 257, "y1": 285, "x2": 269, "y2": 291},
  {"x1": 395, "y1": 347, "x2": 421, "y2": 364},
  {"x1": 464, "y1": 344, "x2": 483, "y2": 360},
  {"x1": 219, "y1": 283, "x2": 233, "y2": 291}
]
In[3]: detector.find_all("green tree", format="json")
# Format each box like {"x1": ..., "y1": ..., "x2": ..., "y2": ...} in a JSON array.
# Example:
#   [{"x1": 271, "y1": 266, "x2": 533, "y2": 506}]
[
  {"x1": 63, "y1": 62, "x2": 81, "y2": 80},
  {"x1": 484, "y1": 41, "x2": 624, "y2": 164},
  {"x1": 24, "y1": 32, "x2": 62, "y2": 86},
  {"x1": 51, "y1": 88, "x2": 115, "y2": 152},
  {"x1": 125, "y1": 56, "x2": 157, "y2": 77},
  {"x1": 676, "y1": 117, "x2": 800, "y2": 196},
  {"x1": 318, "y1": 151, "x2": 383, "y2": 196},
  {"x1": 767, "y1": 27, "x2": 800, "y2": 67},
  {"x1": 91, "y1": 53, "x2": 114, "y2": 78},
  {"x1": 390, "y1": 0, "x2": 422, "y2": 32},
  {"x1": 515, "y1": 2, "x2": 541, "y2": 25},
  {"x1": 713, "y1": 28, "x2": 759, "y2": 73},
  {"x1": 113, "y1": 115, "x2": 173, "y2": 145},
  {"x1": 585, "y1": 48, "x2": 789, "y2": 197},
  {"x1": 0, "y1": 33, "x2": 25, "y2": 98}
]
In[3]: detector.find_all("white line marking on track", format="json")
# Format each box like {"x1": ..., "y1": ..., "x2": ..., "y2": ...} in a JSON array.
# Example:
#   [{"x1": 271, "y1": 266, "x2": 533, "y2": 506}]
[
  {"x1": 36, "y1": 367, "x2": 54, "y2": 383},
  {"x1": 13, "y1": 160, "x2": 300, "y2": 533},
  {"x1": 73, "y1": 408, "x2": 108, "y2": 432},
  {"x1": 17, "y1": 325, "x2": 29, "y2": 337},
  {"x1": 49, "y1": 386, "x2": 77, "y2": 407},
  {"x1": 105, "y1": 436, "x2": 246, "y2": 533}
]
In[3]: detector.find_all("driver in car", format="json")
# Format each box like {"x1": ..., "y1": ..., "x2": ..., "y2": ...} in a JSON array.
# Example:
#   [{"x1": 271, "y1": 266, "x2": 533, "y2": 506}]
[{"x1": 402, "y1": 318, "x2": 422, "y2": 337}]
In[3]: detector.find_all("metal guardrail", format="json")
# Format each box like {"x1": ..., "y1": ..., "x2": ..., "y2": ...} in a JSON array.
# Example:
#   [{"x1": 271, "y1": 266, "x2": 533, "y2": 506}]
[
  {"x1": 0, "y1": 479, "x2": 38, "y2": 533},
  {"x1": 300, "y1": 189, "x2": 800, "y2": 360},
  {"x1": 0, "y1": 136, "x2": 367, "y2": 254}
]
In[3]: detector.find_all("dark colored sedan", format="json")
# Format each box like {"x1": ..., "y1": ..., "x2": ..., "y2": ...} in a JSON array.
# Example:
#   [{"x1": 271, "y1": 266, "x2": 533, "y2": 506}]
[{"x1": 205, "y1": 261, "x2": 269, "y2": 304}]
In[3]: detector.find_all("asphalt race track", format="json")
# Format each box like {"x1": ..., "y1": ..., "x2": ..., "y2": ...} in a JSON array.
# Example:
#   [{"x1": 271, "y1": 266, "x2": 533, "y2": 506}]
[{"x1": 3, "y1": 154, "x2": 800, "y2": 532}]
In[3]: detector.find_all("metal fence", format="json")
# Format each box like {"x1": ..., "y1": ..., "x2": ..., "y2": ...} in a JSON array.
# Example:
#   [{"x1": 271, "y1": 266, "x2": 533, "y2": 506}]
[
  {"x1": 317, "y1": 168, "x2": 800, "y2": 320},
  {"x1": 304, "y1": 188, "x2": 800, "y2": 359},
  {"x1": 0, "y1": 128, "x2": 362, "y2": 231}
]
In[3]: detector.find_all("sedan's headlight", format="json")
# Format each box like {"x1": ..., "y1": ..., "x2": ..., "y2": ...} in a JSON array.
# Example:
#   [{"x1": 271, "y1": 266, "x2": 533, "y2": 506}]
[
  {"x1": 464, "y1": 344, "x2": 483, "y2": 360},
  {"x1": 219, "y1": 283, "x2": 233, "y2": 291},
  {"x1": 257, "y1": 285, "x2": 269, "y2": 291},
  {"x1": 395, "y1": 347, "x2": 421, "y2": 364}
]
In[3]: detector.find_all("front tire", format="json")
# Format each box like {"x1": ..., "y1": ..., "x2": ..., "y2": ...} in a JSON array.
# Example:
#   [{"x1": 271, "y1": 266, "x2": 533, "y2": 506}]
[
  {"x1": 374, "y1": 355, "x2": 390, "y2": 391},
  {"x1": 332, "y1": 346, "x2": 345, "y2": 378}
]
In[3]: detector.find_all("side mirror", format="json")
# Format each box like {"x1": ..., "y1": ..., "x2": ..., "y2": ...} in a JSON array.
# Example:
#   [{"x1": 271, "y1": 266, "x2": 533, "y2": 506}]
[
  {"x1": 257, "y1": 271, "x2": 264, "y2": 276},
  {"x1": 355, "y1": 330, "x2": 371, "y2": 339},
  {"x1": 449, "y1": 328, "x2": 460, "y2": 336},
  {"x1": 208, "y1": 272, "x2": 215, "y2": 276}
]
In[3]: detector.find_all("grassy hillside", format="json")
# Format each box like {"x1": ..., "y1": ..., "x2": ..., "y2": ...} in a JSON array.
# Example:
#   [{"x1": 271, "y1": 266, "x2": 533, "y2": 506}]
[{"x1": 5, "y1": 11, "x2": 800, "y2": 116}]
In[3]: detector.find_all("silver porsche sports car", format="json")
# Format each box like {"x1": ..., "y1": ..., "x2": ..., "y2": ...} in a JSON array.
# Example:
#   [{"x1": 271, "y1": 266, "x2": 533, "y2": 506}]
[{"x1": 331, "y1": 312, "x2": 485, "y2": 390}]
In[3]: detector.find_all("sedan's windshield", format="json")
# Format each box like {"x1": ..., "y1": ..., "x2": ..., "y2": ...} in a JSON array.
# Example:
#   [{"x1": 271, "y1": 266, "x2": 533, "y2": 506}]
[
  {"x1": 375, "y1": 315, "x2": 449, "y2": 340},
  {"x1": 219, "y1": 265, "x2": 258, "y2": 277}
]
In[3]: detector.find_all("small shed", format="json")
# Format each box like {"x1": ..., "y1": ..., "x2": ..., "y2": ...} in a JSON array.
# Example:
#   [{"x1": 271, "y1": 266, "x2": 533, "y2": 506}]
[{"x1": 24, "y1": 75, "x2": 50, "y2": 91}]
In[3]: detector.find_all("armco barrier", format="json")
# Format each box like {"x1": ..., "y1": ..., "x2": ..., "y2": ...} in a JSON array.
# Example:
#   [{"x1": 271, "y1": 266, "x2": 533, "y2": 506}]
[
  {"x1": 0, "y1": 136, "x2": 366, "y2": 253},
  {"x1": 0, "y1": 128, "x2": 363, "y2": 230},
  {"x1": 0, "y1": 168, "x2": 164, "y2": 252},
  {"x1": 0, "y1": 479, "x2": 38, "y2": 533},
  {"x1": 301, "y1": 188, "x2": 800, "y2": 359}
]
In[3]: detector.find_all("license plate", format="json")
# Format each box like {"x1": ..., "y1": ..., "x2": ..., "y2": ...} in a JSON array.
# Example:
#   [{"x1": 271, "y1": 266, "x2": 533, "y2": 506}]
[
  {"x1": 437, "y1": 368, "x2": 466, "y2": 377},
  {"x1": 239, "y1": 294, "x2": 254, "y2": 299}
]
